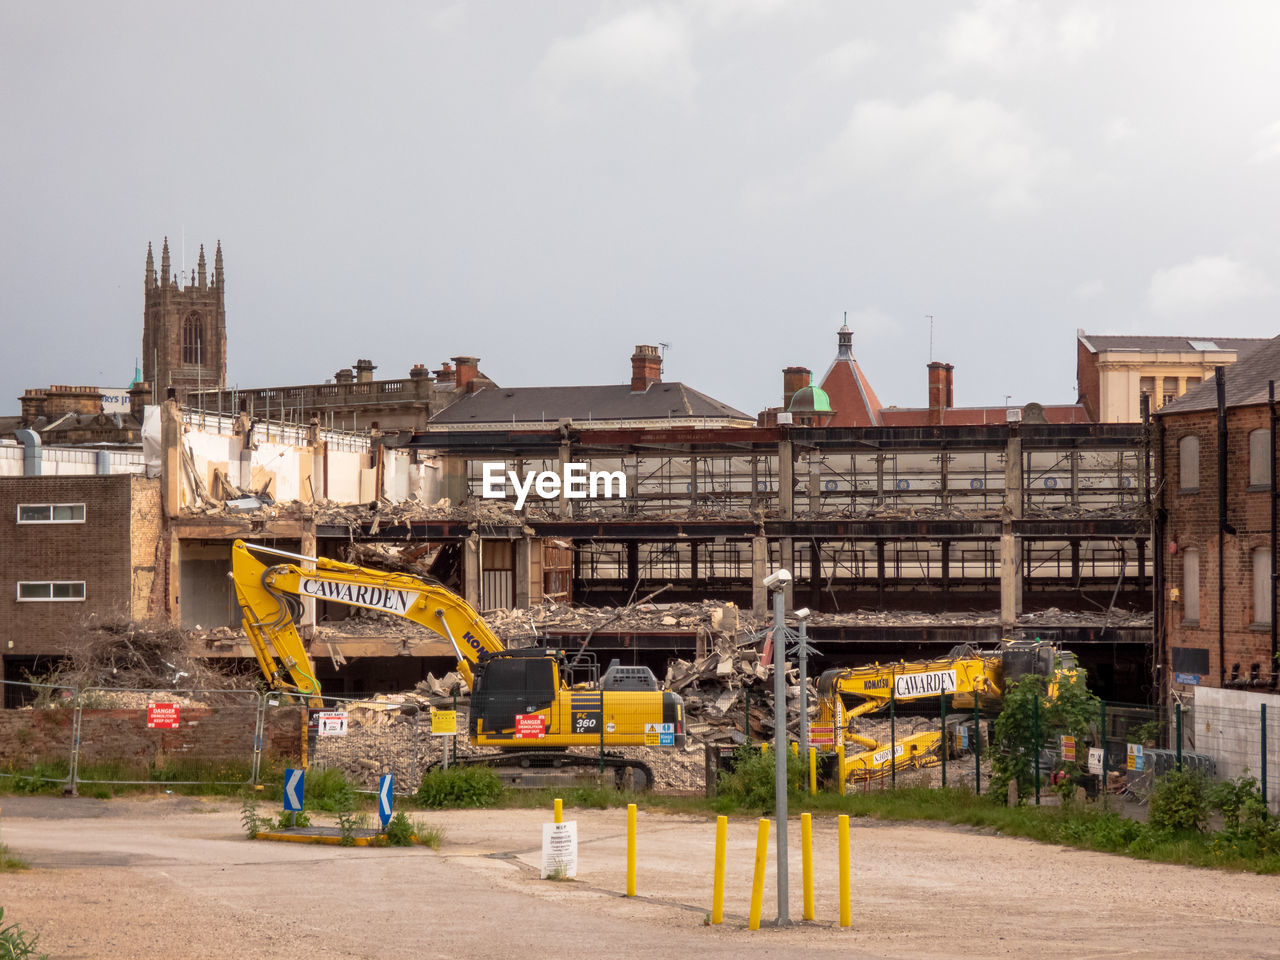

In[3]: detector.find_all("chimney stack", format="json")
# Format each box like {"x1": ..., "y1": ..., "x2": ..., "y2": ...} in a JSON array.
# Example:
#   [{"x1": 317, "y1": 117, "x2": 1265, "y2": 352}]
[
  {"x1": 354, "y1": 359, "x2": 377, "y2": 383},
  {"x1": 334, "y1": 368, "x2": 354, "y2": 384},
  {"x1": 927, "y1": 362, "x2": 954, "y2": 425},
  {"x1": 409, "y1": 364, "x2": 430, "y2": 380},
  {"x1": 631, "y1": 345, "x2": 662, "y2": 392},
  {"x1": 452, "y1": 356, "x2": 480, "y2": 392},
  {"x1": 782, "y1": 366, "x2": 810, "y2": 410},
  {"x1": 435, "y1": 361, "x2": 455, "y2": 384}
]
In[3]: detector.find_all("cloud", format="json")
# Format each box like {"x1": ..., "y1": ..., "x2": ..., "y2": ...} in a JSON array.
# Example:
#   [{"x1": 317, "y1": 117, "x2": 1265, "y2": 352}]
[
  {"x1": 807, "y1": 39, "x2": 877, "y2": 82},
  {"x1": 1148, "y1": 256, "x2": 1273, "y2": 317},
  {"x1": 811, "y1": 91, "x2": 1059, "y2": 216},
  {"x1": 1250, "y1": 119, "x2": 1280, "y2": 164},
  {"x1": 940, "y1": 0, "x2": 1112, "y2": 71},
  {"x1": 535, "y1": 7, "x2": 696, "y2": 113}
]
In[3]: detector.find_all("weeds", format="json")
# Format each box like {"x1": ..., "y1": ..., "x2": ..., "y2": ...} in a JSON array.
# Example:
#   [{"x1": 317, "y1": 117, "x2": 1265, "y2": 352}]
[
  {"x1": 415, "y1": 767, "x2": 504, "y2": 808},
  {"x1": 239, "y1": 793, "x2": 264, "y2": 839},
  {"x1": 384, "y1": 811, "x2": 416, "y2": 846},
  {"x1": 1, "y1": 842, "x2": 31, "y2": 871},
  {"x1": 0, "y1": 906, "x2": 46, "y2": 960}
]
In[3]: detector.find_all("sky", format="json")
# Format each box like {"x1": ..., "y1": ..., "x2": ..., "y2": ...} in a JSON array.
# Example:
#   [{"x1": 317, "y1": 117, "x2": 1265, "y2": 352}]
[{"x1": 3, "y1": 1, "x2": 1280, "y2": 419}]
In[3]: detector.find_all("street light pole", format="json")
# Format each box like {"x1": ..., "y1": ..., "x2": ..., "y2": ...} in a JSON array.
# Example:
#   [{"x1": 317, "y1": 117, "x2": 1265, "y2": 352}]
[{"x1": 765, "y1": 568, "x2": 792, "y2": 926}]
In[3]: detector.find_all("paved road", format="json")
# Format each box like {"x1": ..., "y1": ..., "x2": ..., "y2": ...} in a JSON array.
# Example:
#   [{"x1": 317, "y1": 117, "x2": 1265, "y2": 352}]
[{"x1": 2, "y1": 795, "x2": 1278, "y2": 959}]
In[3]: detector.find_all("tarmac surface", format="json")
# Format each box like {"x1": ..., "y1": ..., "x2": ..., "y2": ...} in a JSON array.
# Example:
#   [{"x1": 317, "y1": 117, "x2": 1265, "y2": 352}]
[{"x1": 1, "y1": 794, "x2": 1279, "y2": 959}]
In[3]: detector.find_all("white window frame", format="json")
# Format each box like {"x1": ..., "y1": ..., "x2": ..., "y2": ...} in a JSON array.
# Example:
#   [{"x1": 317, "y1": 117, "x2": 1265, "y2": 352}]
[
  {"x1": 16, "y1": 503, "x2": 86, "y2": 524},
  {"x1": 1178, "y1": 436, "x2": 1200, "y2": 492},
  {"x1": 1253, "y1": 548, "x2": 1272, "y2": 625},
  {"x1": 16, "y1": 581, "x2": 86, "y2": 602},
  {"x1": 1249, "y1": 429, "x2": 1272, "y2": 489}
]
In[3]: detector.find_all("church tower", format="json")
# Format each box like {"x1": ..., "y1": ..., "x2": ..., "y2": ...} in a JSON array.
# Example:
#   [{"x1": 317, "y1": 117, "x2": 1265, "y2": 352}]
[{"x1": 141, "y1": 237, "x2": 226, "y2": 402}]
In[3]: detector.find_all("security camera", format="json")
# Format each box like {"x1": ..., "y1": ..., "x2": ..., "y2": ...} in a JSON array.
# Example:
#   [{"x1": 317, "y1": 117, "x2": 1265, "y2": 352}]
[
  {"x1": 793, "y1": 607, "x2": 811, "y2": 620},
  {"x1": 762, "y1": 568, "x2": 792, "y2": 590}
]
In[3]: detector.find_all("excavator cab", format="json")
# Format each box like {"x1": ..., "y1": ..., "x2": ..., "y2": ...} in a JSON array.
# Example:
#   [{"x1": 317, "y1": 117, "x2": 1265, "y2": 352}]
[
  {"x1": 1001, "y1": 639, "x2": 1057, "y2": 684},
  {"x1": 470, "y1": 650, "x2": 559, "y2": 735}
]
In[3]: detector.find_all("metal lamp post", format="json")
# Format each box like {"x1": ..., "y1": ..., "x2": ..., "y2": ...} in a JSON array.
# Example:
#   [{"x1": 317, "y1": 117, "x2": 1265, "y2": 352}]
[{"x1": 765, "y1": 568, "x2": 792, "y2": 925}]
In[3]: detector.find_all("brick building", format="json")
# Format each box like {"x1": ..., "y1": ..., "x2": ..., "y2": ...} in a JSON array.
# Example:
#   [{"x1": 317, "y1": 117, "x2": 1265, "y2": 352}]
[
  {"x1": 0, "y1": 473, "x2": 162, "y2": 695},
  {"x1": 1155, "y1": 336, "x2": 1280, "y2": 697}
]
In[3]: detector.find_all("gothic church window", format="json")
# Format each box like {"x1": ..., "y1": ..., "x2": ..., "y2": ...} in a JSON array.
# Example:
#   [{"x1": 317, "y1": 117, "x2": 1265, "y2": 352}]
[{"x1": 183, "y1": 312, "x2": 204, "y2": 365}]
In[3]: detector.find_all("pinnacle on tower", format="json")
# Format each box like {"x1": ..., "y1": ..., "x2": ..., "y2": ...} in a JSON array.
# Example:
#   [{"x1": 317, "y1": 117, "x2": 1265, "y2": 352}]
[
  {"x1": 160, "y1": 237, "x2": 171, "y2": 288},
  {"x1": 214, "y1": 240, "x2": 223, "y2": 283},
  {"x1": 145, "y1": 242, "x2": 155, "y2": 290},
  {"x1": 197, "y1": 244, "x2": 207, "y2": 288}
]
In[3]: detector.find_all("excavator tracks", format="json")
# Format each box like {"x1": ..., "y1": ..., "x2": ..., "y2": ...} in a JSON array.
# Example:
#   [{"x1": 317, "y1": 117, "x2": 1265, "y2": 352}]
[{"x1": 430, "y1": 751, "x2": 655, "y2": 791}]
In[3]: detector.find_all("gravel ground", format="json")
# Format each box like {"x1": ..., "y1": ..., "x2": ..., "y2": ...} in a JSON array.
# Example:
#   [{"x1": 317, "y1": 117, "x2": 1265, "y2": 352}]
[{"x1": 2, "y1": 795, "x2": 1278, "y2": 960}]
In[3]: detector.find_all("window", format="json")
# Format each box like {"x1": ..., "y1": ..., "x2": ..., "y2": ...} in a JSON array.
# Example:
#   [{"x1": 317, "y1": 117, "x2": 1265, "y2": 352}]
[
  {"x1": 1249, "y1": 429, "x2": 1272, "y2": 488},
  {"x1": 17, "y1": 581, "x2": 86, "y2": 602},
  {"x1": 1162, "y1": 377, "x2": 1179, "y2": 406},
  {"x1": 17, "y1": 503, "x2": 85, "y2": 524},
  {"x1": 1179, "y1": 435, "x2": 1200, "y2": 491},
  {"x1": 1253, "y1": 548, "x2": 1272, "y2": 625},
  {"x1": 182, "y1": 311, "x2": 204, "y2": 365},
  {"x1": 1181, "y1": 549, "x2": 1200, "y2": 622}
]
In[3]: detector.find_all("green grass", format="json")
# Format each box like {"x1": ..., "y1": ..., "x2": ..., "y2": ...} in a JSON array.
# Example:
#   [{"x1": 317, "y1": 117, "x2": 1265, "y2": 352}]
[{"x1": 0, "y1": 842, "x2": 31, "y2": 871}]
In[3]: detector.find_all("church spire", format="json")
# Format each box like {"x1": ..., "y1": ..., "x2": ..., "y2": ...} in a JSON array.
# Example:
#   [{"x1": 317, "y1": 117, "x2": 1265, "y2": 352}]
[
  {"x1": 145, "y1": 242, "x2": 156, "y2": 290},
  {"x1": 160, "y1": 237, "x2": 171, "y2": 288}
]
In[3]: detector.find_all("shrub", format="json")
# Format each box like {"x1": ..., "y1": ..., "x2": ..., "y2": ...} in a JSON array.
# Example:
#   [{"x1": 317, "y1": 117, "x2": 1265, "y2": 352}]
[
  {"x1": 1148, "y1": 769, "x2": 1210, "y2": 833},
  {"x1": 0, "y1": 907, "x2": 46, "y2": 960},
  {"x1": 384, "y1": 811, "x2": 415, "y2": 846},
  {"x1": 713, "y1": 743, "x2": 805, "y2": 812},
  {"x1": 303, "y1": 767, "x2": 358, "y2": 813},
  {"x1": 415, "y1": 766, "x2": 504, "y2": 808}
]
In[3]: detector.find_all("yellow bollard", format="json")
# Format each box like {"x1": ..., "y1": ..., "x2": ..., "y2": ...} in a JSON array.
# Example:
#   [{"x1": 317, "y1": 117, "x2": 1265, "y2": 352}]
[
  {"x1": 808, "y1": 747, "x2": 817, "y2": 796},
  {"x1": 801, "y1": 812, "x2": 814, "y2": 921},
  {"x1": 626, "y1": 803, "x2": 637, "y2": 897},
  {"x1": 838, "y1": 814, "x2": 851, "y2": 928},
  {"x1": 749, "y1": 818, "x2": 769, "y2": 930},
  {"x1": 711, "y1": 815, "x2": 727, "y2": 924},
  {"x1": 791, "y1": 740, "x2": 799, "y2": 756},
  {"x1": 554, "y1": 797, "x2": 563, "y2": 824},
  {"x1": 837, "y1": 741, "x2": 846, "y2": 796}
]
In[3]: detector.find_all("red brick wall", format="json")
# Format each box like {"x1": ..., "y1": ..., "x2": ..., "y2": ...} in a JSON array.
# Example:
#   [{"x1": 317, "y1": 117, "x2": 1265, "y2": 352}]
[
  {"x1": 1162, "y1": 404, "x2": 1276, "y2": 688},
  {"x1": 0, "y1": 476, "x2": 136, "y2": 660},
  {"x1": 1077, "y1": 339, "x2": 1100, "y2": 421}
]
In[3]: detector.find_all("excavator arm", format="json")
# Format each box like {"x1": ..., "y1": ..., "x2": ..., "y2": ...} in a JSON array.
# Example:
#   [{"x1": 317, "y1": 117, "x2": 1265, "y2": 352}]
[{"x1": 230, "y1": 539, "x2": 504, "y2": 699}]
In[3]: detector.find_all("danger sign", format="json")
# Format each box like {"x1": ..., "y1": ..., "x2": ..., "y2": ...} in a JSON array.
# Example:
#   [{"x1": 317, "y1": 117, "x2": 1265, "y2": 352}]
[
  {"x1": 147, "y1": 703, "x2": 180, "y2": 729},
  {"x1": 515, "y1": 713, "x2": 546, "y2": 739},
  {"x1": 809, "y1": 723, "x2": 835, "y2": 746},
  {"x1": 317, "y1": 712, "x2": 348, "y2": 737}
]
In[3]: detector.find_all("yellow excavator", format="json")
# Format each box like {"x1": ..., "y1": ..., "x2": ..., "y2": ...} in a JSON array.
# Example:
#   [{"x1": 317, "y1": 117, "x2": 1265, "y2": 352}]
[
  {"x1": 814, "y1": 640, "x2": 1077, "y2": 784},
  {"x1": 230, "y1": 539, "x2": 684, "y2": 788}
]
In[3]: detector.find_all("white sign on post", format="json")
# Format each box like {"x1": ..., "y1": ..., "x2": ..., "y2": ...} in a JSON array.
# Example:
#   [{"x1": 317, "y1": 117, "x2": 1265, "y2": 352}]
[
  {"x1": 317, "y1": 712, "x2": 348, "y2": 737},
  {"x1": 541, "y1": 821, "x2": 578, "y2": 879},
  {"x1": 1087, "y1": 747, "x2": 1105, "y2": 775}
]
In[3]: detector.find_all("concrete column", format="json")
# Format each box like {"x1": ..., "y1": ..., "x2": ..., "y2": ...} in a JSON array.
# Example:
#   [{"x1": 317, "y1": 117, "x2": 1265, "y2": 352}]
[
  {"x1": 778, "y1": 439, "x2": 794, "y2": 519},
  {"x1": 167, "y1": 530, "x2": 182, "y2": 626},
  {"x1": 463, "y1": 534, "x2": 482, "y2": 608},
  {"x1": 557, "y1": 442, "x2": 571, "y2": 517},
  {"x1": 300, "y1": 517, "x2": 317, "y2": 640},
  {"x1": 441, "y1": 455, "x2": 469, "y2": 506},
  {"x1": 1001, "y1": 427, "x2": 1024, "y2": 628},
  {"x1": 751, "y1": 536, "x2": 768, "y2": 618},
  {"x1": 808, "y1": 450, "x2": 821, "y2": 513},
  {"x1": 515, "y1": 535, "x2": 533, "y2": 609},
  {"x1": 688, "y1": 455, "x2": 698, "y2": 508},
  {"x1": 161, "y1": 399, "x2": 182, "y2": 518}
]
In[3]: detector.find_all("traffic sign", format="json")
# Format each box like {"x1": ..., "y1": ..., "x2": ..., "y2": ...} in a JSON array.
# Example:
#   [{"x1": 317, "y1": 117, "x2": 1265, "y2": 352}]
[
  {"x1": 283, "y1": 768, "x2": 305, "y2": 811},
  {"x1": 379, "y1": 774, "x2": 393, "y2": 828}
]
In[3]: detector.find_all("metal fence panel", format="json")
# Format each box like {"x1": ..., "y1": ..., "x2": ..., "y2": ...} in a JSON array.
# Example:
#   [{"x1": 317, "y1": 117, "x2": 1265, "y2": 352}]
[
  {"x1": 0, "y1": 679, "x2": 79, "y2": 789},
  {"x1": 73, "y1": 687, "x2": 264, "y2": 788}
]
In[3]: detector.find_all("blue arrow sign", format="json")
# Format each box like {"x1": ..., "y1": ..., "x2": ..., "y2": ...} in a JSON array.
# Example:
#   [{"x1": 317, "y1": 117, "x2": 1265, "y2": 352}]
[
  {"x1": 379, "y1": 774, "x2": 394, "y2": 828},
  {"x1": 283, "y1": 768, "x2": 305, "y2": 812}
]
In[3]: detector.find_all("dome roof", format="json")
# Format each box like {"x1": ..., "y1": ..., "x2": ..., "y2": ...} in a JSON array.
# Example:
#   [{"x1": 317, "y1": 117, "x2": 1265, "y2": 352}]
[{"x1": 788, "y1": 379, "x2": 832, "y2": 413}]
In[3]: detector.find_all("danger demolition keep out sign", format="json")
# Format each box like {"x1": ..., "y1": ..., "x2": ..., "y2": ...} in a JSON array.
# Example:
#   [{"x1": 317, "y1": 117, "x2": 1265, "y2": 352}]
[
  {"x1": 147, "y1": 703, "x2": 180, "y2": 729},
  {"x1": 514, "y1": 713, "x2": 546, "y2": 739}
]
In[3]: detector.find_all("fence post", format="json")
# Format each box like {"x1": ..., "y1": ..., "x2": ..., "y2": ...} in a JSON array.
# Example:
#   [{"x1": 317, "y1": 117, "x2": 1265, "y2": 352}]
[
  {"x1": 1175, "y1": 702, "x2": 1182, "y2": 773},
  {"x1": 890, "y1": 686, "x2": 897, "y2": 789},
  {"x1": 974, "y1": 698, "x2": 981, "y2": 796},
  {"x1": 744, "y1": 687, "x2": 751, "y2": 744},
  {"x1": 1100, "y1": 701, "x2": 1108, "y2": 810},
  {"x1": 1262, "y1": 703, "x2": 1268, "y2": 806},
  {"x1": 1032, "y1": 688, "x2": 1041, "y2": 806},
  {"x1": 940, "y1": 692, "x2": 948, "y2": 788}
]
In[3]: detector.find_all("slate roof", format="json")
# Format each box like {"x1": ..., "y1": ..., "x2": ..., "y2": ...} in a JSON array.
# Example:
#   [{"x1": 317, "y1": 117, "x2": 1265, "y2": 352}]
[
  {"x1": 428, "y1": 382, "x2": 753, "y2": 426},
  {"x1": 1079, "y1": 334, "x2": 1268, "y2": 356},
  {"x1": 1156, "y1": 334, "x2": 1280, "y2": 415}
]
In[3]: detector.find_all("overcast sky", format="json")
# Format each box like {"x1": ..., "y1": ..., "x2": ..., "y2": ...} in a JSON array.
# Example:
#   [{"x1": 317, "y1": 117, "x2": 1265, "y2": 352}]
[{"x1": 4, "y1": 1, "x2": 1280, "y2": 419}]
